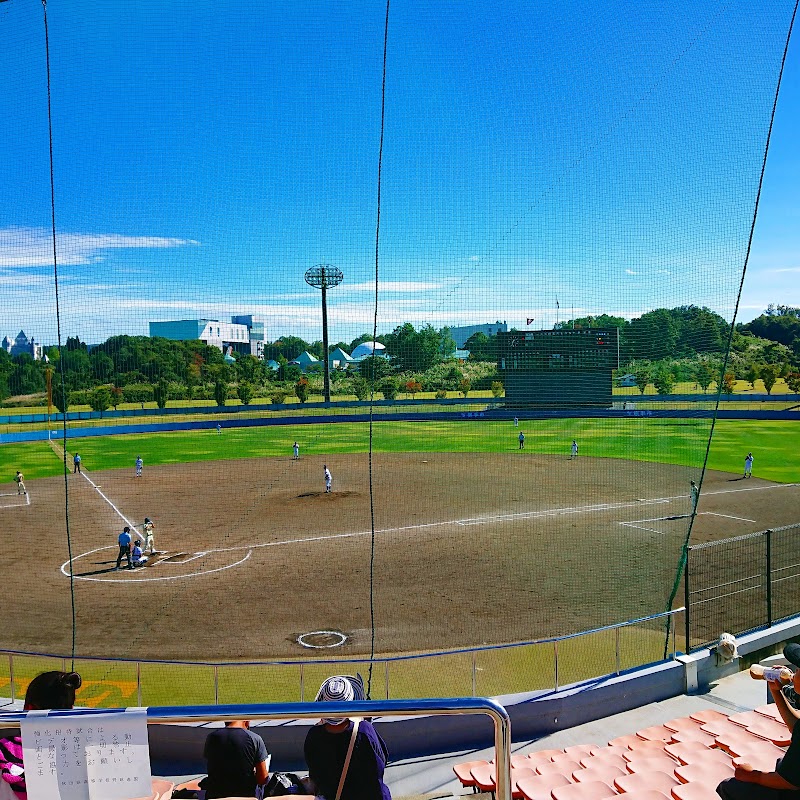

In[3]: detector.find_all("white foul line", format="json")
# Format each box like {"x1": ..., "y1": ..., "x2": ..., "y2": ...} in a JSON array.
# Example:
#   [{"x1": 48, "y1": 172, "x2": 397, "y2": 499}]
[
  {"x1": 702, "y1": 512, "x2": 757, "y2": 523},
  {"x1": 78, "y1": 469, "x2": 142, "y2": 536}
]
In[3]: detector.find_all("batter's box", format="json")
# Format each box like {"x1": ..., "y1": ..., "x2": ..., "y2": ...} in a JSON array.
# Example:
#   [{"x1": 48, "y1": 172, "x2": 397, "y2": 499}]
[{"x1": 0, "y1": 491, "x2": 31, "y2": 510}]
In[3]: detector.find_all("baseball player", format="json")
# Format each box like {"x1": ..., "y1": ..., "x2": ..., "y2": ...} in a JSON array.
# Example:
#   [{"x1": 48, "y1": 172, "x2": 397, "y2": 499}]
[
  {"x1": 514, "y1": 417, "x2": 518, "y2": 427},
  {"x1": 690, "y1": 480, "x2": 700, "y2": 514},
  {"x1": 744, "y1": 452, "x2": 754, "y2": 478},
  {"x1": 14, "y1": 471, "x2": 26, "y2": 495},
  {"x1": 143, "y1": 517, "x2": 156, "y2": 554},
  {"x1": 73, "y1": 453, "x2": 82, "y2": 473},
  {"x1": 131, "y1": 540, "x2": 148, "y2": 568},
  {"x1": 217, "y1": 422, "x2": 222, "y2": 435},
  {"x1": 135, "y1": 455, "x2": 143, "y2": 478},
  {"x1": 570, "y1": 440, "x2": 578, "y2": 459},
  {"x1": 518, "y1": 432, "x2": 525, "y2": 450},
  {"x1": 293, "y1": 441, "x2": 300, "y2": 460},
  {"x1": 323, "y1": 465, "x2": 332, "y2": 493}
]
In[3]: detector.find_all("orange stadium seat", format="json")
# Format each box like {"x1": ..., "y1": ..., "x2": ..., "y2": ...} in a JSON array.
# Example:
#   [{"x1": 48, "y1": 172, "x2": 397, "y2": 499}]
[
  {"x1": 722, "y1": 740, "x2": 787, "y2": 770},
  {"x1": 615, "y1": 770, "x2": 678, "y2": 795},
  {"x1": 580, "y1": 753, "x2": 628, "y2": 771},
  {"x1": 551, "y1": 780, "x2": 617, "y2": 800},
  {"x1": 624, "y1": 755, "x2": 680, "y2": 776},
  {"x1": 535, "y1": 759, "x2": 582, "y2": 778},
  {"x1": 526, "y1": 748, "x2": 570, "y2": 765},
  {"x1": 516, "y1": 772, "x2": 571, "y2": 800},
  {"x1": 672, "y1": 783, "x2": 722, "y2": 800},
  {"x1": 454, "y1": 759, "x2": 489, "y2": 789},
  {"x1": 729, "y1": 710, "x2": 771, "y2": 728},
  {"x1": 689, "y1": 709, "x2": 729, "y2": 726},
  {"x1": 664, "y1": 717, "x2": 707, "y2": 734},
  {"x1": 744, "y1": 718, "x2": 791, "y2": 746},
  {"x1": 636, "y1": 725, "x2": 676, "y2": 742},
  {"x1": 674, "y1": 760, "x2": 734, "y2": 786},
  {"x1": 618, "y1": 793, "x2": 670, "y2": 800},
  {"x1": 664, "y1": 742, "x2": 730, "y2": 766},
  {"x1": 571, "y1": 764, "x2": 625, "y2": 784},
  {"x1": 471, "y1": 762, "x2": 499, "y2": 792},
  {"x1": 611, "y1": 734, "x2": 669, "y2": 753},
  {"x1": 669, "y1": 728, "x2": 717, "y2": 747},
  {"x1": 562, "y1": 744, "x2": 603, "y2": 760},
  {"x1": 754, "y1": 704, "x2": 783, "y2": 721}
]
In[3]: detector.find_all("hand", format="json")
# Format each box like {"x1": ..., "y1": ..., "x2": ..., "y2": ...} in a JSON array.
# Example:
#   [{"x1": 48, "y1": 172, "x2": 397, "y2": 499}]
[{"x1": 733, "y1": 761, "x2": 757, "y2": 782}]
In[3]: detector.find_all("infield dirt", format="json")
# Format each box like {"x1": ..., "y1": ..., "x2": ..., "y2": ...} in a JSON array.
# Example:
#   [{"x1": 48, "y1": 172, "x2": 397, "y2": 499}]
[{"x1": 2, "y1": 452, "x2": 797, "y2": 661}]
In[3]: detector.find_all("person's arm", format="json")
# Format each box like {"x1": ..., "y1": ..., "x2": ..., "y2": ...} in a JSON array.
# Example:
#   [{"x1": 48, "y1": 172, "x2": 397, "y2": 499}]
[
  {"x1": 255, "y1": 759, "x2": 269, "y2": 786},
  {"x1": 769, "y1": 680, "x2": 800, "y2": 730},
  {"x1": 734, "y1": 761, "x2": 799, "y2": 790}
]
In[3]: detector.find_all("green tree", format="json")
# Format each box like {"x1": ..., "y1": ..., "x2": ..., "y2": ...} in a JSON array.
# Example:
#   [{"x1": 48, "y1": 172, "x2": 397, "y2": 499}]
[
  {"x1": 745, "y1": 364, "x2": 759, "y2": 390},
  {"x1": 384, "y1": 323, "x2": 448, "y2": 372},
  {"x1": 760, "y1": 364, "x2": 779, "y2": 395},
  {"x1": 379, "y1": 377, "x2": 399, "y2": 400},
  {"x1": 351, "y1": 376, "x2": 369, "y2": 401},
  {"x1": 652, "y1": 369, "x2": 674, "y2": 395},
  {"x1": 89, "y1": 386, "x2": 113, "y2": 415},
  {"x1": 491, "y1": 380, "x2": 504, "y2": 398},
  {"x1": 435, "y1": 388, "x2": 448, "y2": 399},
  {"x1": 459, "y1": 377, "x2": 471, "y2": 397},
  {"x1": 153, "y1": 379, "x2": 170, "y2": 409},
  {"x1": 694, "y1": 362, "x2": 714, "y2": 393},
  {"x1": 237, "y1": 381, "x2": 254, "y2": 405},
  {"x1": 270, "y1": 389, "x2": 287, "y2": 404},
  {"x1": 122, "y1": 383, "x2": 154, "y2": 408},
  {"x1": 214, "y1": 380, "x2": 228, "y2": 407},
  {"x1": 52, "y1": 381, "x2": 69, "y2": 414},
  {"x1": 629, "y1": 362, "x2": 652, "y2": 395},
  {"x1": 358, "y1": 355, "x2": 391, "y2": 383},
  {"x1": 110, "y1": 385, "x2": 123, "y2": 410},
  {"x1": 786, "y1": 372, "x2": 800, "y2": 393}
]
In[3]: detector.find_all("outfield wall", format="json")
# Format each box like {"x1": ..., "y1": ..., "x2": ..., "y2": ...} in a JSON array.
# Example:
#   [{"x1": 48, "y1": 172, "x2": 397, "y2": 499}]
[{"x1": 2, "y1": 406, "x2": 796, "y2": 445}]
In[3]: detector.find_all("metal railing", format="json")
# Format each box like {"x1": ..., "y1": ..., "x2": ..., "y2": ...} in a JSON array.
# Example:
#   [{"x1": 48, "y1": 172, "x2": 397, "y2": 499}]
[
  {"x1": 0, "y1": 608, "x2": 683, "y2": 707},
  {"x1": 0, "y1": 698, "x2": 513, "y2": 800}
]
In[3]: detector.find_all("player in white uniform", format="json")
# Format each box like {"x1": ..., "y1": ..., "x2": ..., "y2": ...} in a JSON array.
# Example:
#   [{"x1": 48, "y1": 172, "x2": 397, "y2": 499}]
[
  {"x1": 744, "y1": 452, "x2": 754, "y2": 478},
  {"x1": 14, "y1": 471, "x2": 26, "y2": 495},
  {"x1": 570, "y1": 440, "x2": 578, "y2": 459},
  {"x1": 135, "y1": 456, "x2": 143, "y2": 477},
  {"x1": 293, "y1": 441, "x2": 300, "y2": 460},
  {"x1": 323, "y1": 465, "x2": 332, "y2": 493},
  {"x1": 690, "y1": 480, "x2": 700, "y2": 514},
  {"x1": 143, "y1": 517, "x2": 156, "y2": 554}
]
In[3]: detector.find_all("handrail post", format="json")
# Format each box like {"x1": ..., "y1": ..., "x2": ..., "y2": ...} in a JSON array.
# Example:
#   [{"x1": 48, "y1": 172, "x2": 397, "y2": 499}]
[
  {"x1": 766, "y1": 529, "x2": 773, "y2": 628},
  {"x1": 684, "y1": 547, "x2": 691, "y2": 653},
  {"x1": 615, "y1": 627, "x2": 621, "y2": 675},
  {"x1": 472, "y1": 651, "x2": 477, "y2": 697},
  {"x1": 137, "y1": 662, "x2": 142, "y2": 707},
  {"x1": 554, "y1": 641, "x2": 559, "y2": 691}
]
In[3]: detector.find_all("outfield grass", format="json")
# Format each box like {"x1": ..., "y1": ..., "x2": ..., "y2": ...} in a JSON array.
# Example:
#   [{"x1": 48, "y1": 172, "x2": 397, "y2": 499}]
[{"x1": 2, "y1": 417, "x2": 797, "y2": 482}]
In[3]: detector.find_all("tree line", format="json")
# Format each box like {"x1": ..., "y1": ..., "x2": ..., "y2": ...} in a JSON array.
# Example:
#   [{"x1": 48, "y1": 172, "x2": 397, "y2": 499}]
[{"x1": 1, "y1": 305, "x2": 798, "y2": 408}]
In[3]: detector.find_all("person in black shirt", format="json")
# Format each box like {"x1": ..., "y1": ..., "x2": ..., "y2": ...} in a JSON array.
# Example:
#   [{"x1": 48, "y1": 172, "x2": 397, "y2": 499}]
[{"x1": 202, "y1": 720, "x2": 270, "y2": 799}]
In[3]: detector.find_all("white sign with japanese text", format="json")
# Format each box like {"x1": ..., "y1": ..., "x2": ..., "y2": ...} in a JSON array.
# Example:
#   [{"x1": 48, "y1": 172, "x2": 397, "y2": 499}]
[{"x1": 20, "y1": 709, "x2": 152, "y2": 800}]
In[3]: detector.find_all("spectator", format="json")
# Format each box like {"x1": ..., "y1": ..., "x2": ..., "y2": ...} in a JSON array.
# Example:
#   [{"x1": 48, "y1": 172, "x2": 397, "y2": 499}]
[
  {"x1": 305, "y1": 675, "x2": 390, "y2": 800},
  {"x1": 717, "y1": 644, "x2": 800, "y2": 799},
  {"x1": 0, "y1": 671, "x2": 82, "y2": 800},
  {"x1": 201, "y1": 720, "x2": 270, "y2": 799}
]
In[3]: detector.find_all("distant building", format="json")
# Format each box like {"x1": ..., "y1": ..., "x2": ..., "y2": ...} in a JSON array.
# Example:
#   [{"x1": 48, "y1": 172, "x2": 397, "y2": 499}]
[
  {"x1": 2, "y1": 330, "x2": 43, "y2": 360},
  {"x1": 351, "y1": 341, "x2": 388, "y2": 360},
  {"x1": 149, "y1": 316, "x2": 264, "y2": 358},
  {"x1": 290, "y1": 351, "x2": 320, "y2": 372},
  {"x1": 328, "y1": 347, "x2": 355, "y2": 371},
  {"x1": 449, "y1": 321, "x2": 508, "y2": 349}
]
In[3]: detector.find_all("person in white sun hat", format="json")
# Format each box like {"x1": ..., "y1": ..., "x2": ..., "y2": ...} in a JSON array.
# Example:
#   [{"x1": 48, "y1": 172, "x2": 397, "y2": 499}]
[{"x1": 304, "y1": 674, "x2": 391, "y2": 800}]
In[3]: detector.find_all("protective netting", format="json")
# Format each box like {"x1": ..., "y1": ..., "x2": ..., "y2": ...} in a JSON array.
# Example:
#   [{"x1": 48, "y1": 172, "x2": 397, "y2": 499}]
[{"x1": 1, "y1": 0, "x2": 798, "y2": 704}]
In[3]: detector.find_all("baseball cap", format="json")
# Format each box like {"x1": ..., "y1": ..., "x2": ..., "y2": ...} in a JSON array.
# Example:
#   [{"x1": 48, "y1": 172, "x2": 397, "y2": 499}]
[{"x1": 784, "y1": 643, "x2": 800, "y2": 669}]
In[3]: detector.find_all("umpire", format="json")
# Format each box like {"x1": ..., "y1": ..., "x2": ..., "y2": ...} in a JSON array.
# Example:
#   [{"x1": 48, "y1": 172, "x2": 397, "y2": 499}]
[{"x1": 115, "y1": 526, "x2": 133, "y2": 570}]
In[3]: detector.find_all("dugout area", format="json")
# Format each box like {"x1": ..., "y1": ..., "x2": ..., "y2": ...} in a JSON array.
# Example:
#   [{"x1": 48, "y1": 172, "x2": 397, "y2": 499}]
[{"x1": 2, "y1": 451, "x2": 798, "y2": 663}]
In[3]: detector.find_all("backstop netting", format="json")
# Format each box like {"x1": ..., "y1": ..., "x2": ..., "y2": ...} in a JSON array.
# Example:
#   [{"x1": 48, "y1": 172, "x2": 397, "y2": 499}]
[{"x1": 1, "y1": 0, "x2": 798, "y2": 704}]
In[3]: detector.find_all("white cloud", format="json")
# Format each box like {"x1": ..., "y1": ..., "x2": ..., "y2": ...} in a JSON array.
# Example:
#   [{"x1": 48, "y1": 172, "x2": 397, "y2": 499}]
[
  {"x1": 341, "y1": 280, "x2": 445, "y2": 293},
  {"x1": 771, "y1": 267, "x2": 800, "y2": 273},
  {"x1": 0, "y1": 227, "x2": 200, "y2": 268},
  {"x1": 625, "y1": 269, "x2": 638, "y2": 275}
]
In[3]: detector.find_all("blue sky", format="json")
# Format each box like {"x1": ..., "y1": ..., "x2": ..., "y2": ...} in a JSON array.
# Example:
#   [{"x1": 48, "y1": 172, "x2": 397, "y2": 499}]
[{"x1": 1, "y1": 0, "x2": 798, "y2": 345}]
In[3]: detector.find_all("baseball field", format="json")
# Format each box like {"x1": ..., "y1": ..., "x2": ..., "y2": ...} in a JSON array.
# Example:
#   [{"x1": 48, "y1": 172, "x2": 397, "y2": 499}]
[{"x1": 0, "y1": 416, "x2": 797, "y2": 705}]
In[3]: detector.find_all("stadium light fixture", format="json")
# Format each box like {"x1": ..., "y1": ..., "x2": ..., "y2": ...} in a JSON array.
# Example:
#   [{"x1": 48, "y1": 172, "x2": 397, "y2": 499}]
[{"x1": 304, "y1": 264, "x2": 344, "y2": 404}]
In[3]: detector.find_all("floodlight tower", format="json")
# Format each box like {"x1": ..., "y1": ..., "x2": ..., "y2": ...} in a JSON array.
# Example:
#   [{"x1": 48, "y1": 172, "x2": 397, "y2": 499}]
[{"x1": 304, "y1": 264, "x2": 344, "y2": 404}]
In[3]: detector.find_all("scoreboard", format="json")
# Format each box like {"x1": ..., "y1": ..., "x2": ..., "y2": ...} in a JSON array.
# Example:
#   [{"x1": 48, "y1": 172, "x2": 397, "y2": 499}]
[{"x1": 497, "y1": 328, "x2": 619, "y2": 406}]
